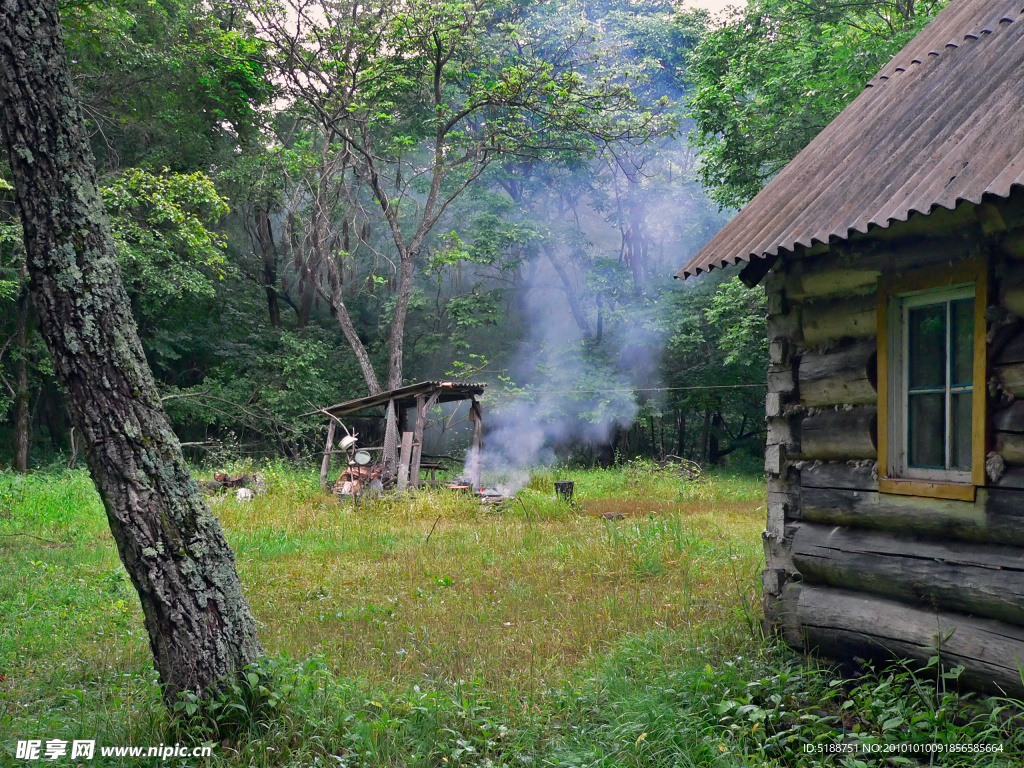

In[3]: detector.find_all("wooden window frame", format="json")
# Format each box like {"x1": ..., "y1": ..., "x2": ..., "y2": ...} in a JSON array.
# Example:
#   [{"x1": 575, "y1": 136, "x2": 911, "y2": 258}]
[{"x1": 876, "y1": 255, "x2": 987, "y2": 501}]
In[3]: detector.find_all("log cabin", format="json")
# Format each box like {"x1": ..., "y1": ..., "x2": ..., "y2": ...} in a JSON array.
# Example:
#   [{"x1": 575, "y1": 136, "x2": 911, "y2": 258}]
[{"x1": 677, "y1": 0, "x2": 1024, "y2": 695}]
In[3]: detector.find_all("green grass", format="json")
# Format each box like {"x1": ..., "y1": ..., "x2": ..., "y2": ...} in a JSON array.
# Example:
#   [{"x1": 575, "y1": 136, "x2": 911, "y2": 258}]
[{"x1": 0, "y1": 463, "x2": 1021, "y2": 767}]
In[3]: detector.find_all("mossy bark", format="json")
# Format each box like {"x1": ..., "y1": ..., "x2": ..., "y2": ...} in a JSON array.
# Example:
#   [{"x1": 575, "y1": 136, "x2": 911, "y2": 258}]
[{"x1": 0, "y1": 0, "x2": 262, "y2": 704}]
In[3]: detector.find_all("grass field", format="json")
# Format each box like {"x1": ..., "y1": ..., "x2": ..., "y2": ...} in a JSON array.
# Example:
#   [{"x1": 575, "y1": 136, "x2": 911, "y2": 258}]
[{"x1": 1, "y1": 462, "x2": 1022, "y2": 767}]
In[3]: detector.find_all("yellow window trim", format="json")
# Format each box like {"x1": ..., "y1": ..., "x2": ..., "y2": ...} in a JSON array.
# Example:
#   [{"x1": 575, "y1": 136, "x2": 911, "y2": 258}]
[{"x1": 876, "y1": 254, "x2": 987, "y2": 497}]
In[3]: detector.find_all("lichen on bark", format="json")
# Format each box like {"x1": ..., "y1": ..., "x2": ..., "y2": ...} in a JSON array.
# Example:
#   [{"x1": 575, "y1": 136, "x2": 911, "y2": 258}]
[{"x1": 0, "y1": 0, "x2": 263, "y2": 706}]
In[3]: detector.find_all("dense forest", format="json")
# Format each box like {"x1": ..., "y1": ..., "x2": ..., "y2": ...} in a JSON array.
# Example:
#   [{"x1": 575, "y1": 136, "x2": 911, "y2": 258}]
[{"x1": 0, "y1": 0, "x2": 944, "y2": 472}]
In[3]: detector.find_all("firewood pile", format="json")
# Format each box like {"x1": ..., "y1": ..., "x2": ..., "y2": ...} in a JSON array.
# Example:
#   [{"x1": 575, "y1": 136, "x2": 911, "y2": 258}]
[{"x1": 334, "y1": 464, "x2": 384, "y2": 497}]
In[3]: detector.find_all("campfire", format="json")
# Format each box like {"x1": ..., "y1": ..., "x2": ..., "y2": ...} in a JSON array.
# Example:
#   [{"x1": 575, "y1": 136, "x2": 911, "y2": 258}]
[{"x1": 446, "y1": 477, "x2": 509, "y2": 503}]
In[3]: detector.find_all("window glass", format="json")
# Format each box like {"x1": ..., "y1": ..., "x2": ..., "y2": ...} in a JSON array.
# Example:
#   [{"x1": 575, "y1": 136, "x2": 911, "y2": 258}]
[
  {"x1": 908, "y1": 305, "x2": 945, "y2": 389},
  {"x1": 951, "y1": 299, "x2": 974, "y2": 386},
  {"x1": 908, "y1": 392, "x2": 945, "y2": 468},
  {"x1": 951, "y1": 391, "x2": 972, "y2": 469}
]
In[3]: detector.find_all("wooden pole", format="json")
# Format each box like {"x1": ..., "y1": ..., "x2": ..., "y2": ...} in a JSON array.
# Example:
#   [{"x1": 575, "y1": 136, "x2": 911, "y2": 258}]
[
  {"x1": 469, "y1": 398, "x2": 483, "y2": 489},
  {"x1": 397, "y1": 431, "x2": 414, "y2": 491},
  {"x1": 411, "y1": 395, "x2": 426, "y2": 489},
  {"x1": 410, "y1": 391, "x2": 442, "y2": 489},
  {"x1": 320, "y1": 419, "x2": 336, "y2": 491}
]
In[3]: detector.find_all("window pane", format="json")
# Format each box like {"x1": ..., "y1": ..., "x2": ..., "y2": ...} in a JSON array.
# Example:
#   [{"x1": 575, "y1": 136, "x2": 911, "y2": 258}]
[
  {"x1": 951, "y1": 299, "x2": 974, "y2": 386},
  {"x1": 951, "y1": 391, "x2": 973, "y2": 470},
  {"x1": 909, "y1": 392, "x2": 945, "y2": 468},
  {"x1": 909, "y1": 305, "x2": 946, "y2": 389}
]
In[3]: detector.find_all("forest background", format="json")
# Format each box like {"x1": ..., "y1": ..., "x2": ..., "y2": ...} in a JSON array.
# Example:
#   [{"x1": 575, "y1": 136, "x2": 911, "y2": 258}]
[{"x1": 0, "y1": 0, "x2": 945, "y2": 474}]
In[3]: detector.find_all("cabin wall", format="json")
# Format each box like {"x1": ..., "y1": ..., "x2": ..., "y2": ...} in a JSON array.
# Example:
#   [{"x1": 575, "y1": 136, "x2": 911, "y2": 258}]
[{"x1": 762, "y1": 199, "x2": 1024, "y2": 695}]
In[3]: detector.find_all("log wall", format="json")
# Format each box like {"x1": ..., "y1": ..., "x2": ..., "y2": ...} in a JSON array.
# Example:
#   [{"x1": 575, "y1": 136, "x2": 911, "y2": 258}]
[{"x1": 762, "y1": 194, "x2": 1024, "y2": 695}]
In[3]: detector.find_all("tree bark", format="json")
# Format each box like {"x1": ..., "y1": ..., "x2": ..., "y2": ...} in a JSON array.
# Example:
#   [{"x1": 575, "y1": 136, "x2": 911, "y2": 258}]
[
  {"x1": 386, "y1": 250, "x2": 415, "y2": 391},
  {"x1": 12, "y1": 283, "x2": 31, "y2": 473},
  {"x1": 254, "y1": 204, "x2": 281, "y2": 328},
  {"x1": 0, "y1": 0, "x2": 262, "y2": 704}
]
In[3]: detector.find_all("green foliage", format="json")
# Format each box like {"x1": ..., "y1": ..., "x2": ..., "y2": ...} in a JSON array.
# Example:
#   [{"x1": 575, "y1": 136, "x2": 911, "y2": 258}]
[
  {"x1": 687, "y1": 0, "x2": 947, "y2": 208},
  {"x1": 104, "y1": 168, "x2": 230, "y2": 306},
  {"x1": 4, "y1": 465, "x2": 1023, "y2": 766},
  {"x1": 706, "y1": 278, "x2": 767, "y2": 366},
  {"x1": 63, "y1": 0, "x2": 274, "y2": 170}
]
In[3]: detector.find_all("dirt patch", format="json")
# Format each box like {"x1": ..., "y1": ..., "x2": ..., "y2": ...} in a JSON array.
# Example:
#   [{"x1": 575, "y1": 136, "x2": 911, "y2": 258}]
[{"x1": 580, "y1": 498, "x2": 757, "y2": 519}]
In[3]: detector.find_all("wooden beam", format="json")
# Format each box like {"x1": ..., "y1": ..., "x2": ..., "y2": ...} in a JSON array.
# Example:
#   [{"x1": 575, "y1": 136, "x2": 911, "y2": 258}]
[
  {"x1": 320, "y1": 419, "x2": 337, "y2": 492},
  {"x1": 738, "y1": 252, "x2": 778, "y2": 288}
]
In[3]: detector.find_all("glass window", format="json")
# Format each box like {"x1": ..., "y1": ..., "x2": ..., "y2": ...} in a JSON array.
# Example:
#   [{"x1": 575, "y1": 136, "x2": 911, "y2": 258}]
[{"x1": 899, "y1": 289, "x2": 974, "y2": 476}]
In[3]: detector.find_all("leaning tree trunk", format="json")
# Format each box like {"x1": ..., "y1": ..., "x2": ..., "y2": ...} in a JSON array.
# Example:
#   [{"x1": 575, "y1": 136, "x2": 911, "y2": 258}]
[
  {"x1": 0, "y1": 0, "x2": 262, "y2": 704},
  {"x1": 12, "y1": 283, "x2": 31, "y2": 473}
]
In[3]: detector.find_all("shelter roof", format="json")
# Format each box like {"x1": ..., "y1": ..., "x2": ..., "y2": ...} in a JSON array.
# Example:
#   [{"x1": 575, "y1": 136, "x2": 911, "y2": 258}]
[
  {"x1": 310, "y1": 381, "x2": 486, "y2": 418},
  {"x1": 677, "y1": 0, "x2": 1024, "y2": 280}
]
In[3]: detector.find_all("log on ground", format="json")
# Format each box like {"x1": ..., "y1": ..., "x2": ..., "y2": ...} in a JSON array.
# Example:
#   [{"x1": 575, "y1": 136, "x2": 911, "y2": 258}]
[
  {"x1": 790, "y1": 521, "x2": 1024, "y2": 627},
  {"x1": 792, "y1": 585, "x2": 1024, "y2": 696}
]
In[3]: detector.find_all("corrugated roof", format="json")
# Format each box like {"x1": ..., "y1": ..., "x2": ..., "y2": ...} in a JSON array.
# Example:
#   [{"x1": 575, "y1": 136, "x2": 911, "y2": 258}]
[
  {"x1": 677, "y1": 0, "x2": 1024, "y2": 280},
  {"x1": 304, "y1": 381, "x2": 486, "y2": 418}
]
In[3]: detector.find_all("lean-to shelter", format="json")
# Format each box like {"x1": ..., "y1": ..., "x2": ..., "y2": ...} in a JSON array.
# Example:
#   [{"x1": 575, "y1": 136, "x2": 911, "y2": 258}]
[
  {"x1": 309, "y1": 381, "x2": 485, "y2": 492},
  {"x1": 677, "y1": 0, "x2": 1024, "y2": 694}
]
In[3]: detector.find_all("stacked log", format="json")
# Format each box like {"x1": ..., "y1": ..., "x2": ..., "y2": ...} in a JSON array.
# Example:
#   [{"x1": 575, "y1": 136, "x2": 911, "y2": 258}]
[
  {"x1": 799, "y1": 407, "x2": 877, "y2": 461},
  {"x1": 788, "y1": 585, "x2": 1024, "y2": 696},
  {"x1": 798, "y1": 340, "x2": 876, "y2": 407},
  {"x1": 764, "y1": 237, "x2": 1024, "y2": 695}
]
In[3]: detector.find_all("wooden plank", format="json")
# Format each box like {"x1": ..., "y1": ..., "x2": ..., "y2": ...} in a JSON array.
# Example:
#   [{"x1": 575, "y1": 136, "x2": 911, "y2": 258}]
[
  {"x1": 397, "y1": 431, "x2": 414, "y2": 491},
  {"x1": 320, "y1": 420, "x2": 337, "y2": 492},
  {"x1": 792, "y1": 585, "x2": 1024, "y2": 696},
  {"x1": 791, "y1": 521, "x2": 1024, "y2": 627},
  {"x1": 800, "y1": 462, "x2": 877, "y2": 491},
  {"x1": 876, "y1": 283, "x2": 889, "y2": 476},
  {"x1": 972, "y1": 268, "x2": 988, "y2": 489},
  {"x1": 876, "y1": 478, "x2": 976, "y2": 501},
  {"x1": 798, "y1": 407, "x2": 876, "y2": 461},
  {"x1": 800, "y1": 486, "x2": 1024, "y2": 546},
  {"x1": 801, "y1": 295, "x2": 877, "y2": 346},
  {"x1": 797, "y1": 340, "x2": 877, "y2": 407}
]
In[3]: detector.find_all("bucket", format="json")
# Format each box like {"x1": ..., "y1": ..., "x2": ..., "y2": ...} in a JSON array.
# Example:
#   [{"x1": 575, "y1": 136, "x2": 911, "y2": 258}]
[{"x1": 554, "y1": 481, "x2": 575, "y2": 503}]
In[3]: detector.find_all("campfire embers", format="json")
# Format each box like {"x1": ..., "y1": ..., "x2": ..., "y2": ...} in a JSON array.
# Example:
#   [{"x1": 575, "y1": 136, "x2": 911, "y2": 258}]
[{"x1": 447, "y1": 477, "x2": 509, "y2": 503}]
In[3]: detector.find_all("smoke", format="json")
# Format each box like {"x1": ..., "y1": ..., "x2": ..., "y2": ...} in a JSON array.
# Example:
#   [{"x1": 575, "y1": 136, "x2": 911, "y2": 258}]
[{"x1": 464, "y1": 240, "x2": 670, "y2": 492}]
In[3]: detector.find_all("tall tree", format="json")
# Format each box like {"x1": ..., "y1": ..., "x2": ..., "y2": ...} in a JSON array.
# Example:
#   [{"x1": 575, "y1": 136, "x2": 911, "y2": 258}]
[
  {"x1": 250, "y1": 0, "x2": 662, "y2": 394},
  {"x1": 686, "y1": 0, "x2": 946, "y2": 208},
  {"x1": 0, "y1": 0, "x2": 262, "y2": 706}
]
